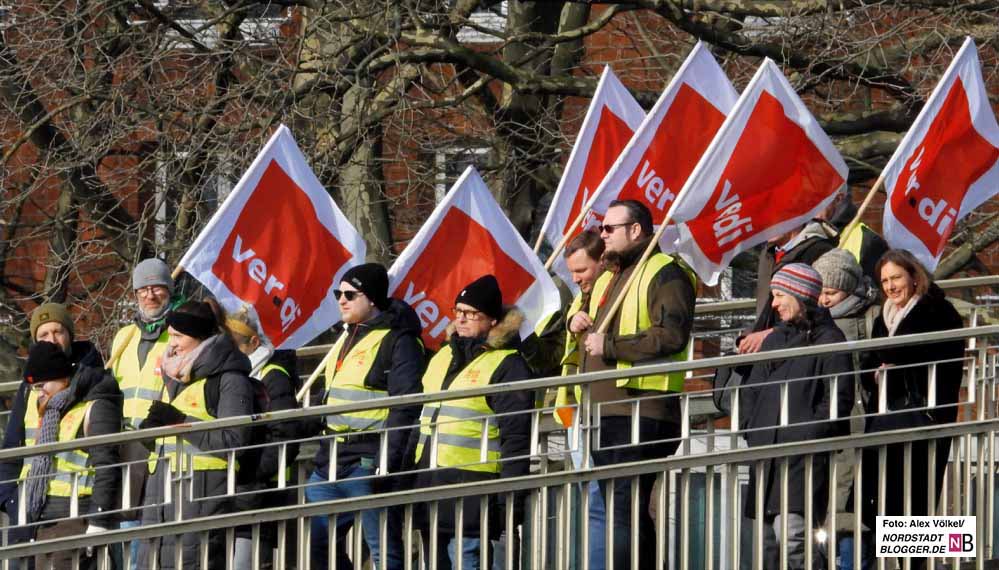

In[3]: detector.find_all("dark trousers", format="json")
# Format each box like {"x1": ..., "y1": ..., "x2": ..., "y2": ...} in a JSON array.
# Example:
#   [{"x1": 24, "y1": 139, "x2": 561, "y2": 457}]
[{"x1": 591, "y1": 417, "x2": 680, "y2": 570}]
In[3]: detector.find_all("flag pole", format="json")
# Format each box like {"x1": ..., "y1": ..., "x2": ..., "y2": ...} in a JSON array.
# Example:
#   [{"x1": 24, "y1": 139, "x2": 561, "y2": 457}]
[
  {"x1": 839, "y1": 172, "x2": 886, "y2": 247},
  {"x1": 532, "y1": 229, "x2": 546, "y2": 254},
  {"x1": 543, "y1": 191, "x2": 603, "y2": 270},
  {"x1": 595, "y1": 215, "x2": 674, "y2": 335},
  {"x1": 295, "y1": 340, "x2": 339, "y2": 403}
]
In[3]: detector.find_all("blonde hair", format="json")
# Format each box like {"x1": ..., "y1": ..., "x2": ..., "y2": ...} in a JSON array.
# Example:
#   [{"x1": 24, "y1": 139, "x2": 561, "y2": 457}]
[{"x1": 225, "y1": 305, "x2": 262, "y2": 343}]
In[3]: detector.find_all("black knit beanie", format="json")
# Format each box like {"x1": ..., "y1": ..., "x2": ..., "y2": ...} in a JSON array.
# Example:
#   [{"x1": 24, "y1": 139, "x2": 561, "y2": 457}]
[
  {"x1": 24, "y1": 342, "x2": 74, "y2": 384},
  {"x1": 341, "y1": 263, "x2": 390, "y2": 310},
  {"x1": 455, "y1": 275, "x2": 503, "y2": 320}
]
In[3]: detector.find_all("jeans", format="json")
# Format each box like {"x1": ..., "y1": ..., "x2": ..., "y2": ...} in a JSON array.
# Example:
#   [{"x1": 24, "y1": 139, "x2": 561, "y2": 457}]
[
  {"x1": 305, "y1": 464, "x2": 401, "y2": 570},
  {"x1": 568, "y1": 427, "x2": 606, "y2": 570},
  {"x1": 424, "y1": 536, "x2": 484, "y2": 570},
  {"x1": 592, "y1": 417, "x2": 679, "y2": 570},
  {"x1": 119, "y1": 519, "x2": 141, "y2": 570},
  {"x1": 586, "y1": 480, "x2": 606, "y2": 570}
]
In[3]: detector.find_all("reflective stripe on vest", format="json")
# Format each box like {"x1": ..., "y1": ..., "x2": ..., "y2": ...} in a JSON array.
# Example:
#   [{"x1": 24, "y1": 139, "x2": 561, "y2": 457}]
[
  {"x1": 259, "y1": 363, "x2": 289, "y2": 379},
  {"x1": 149, "y1": 379, "x2": 230, "y2": 472},
  {"x1": 587, "y1": 253, "x2": 695, "y2": 394},
  {"x1": 553, "y1": 292, "x2": 586, "y2": 427},
  {"x1": 21, "y1": 393, "x2": 95, "y2": 498},
  {"x1": 111, "y1": 324, "x2": 169, "y2": 430},
  {"x1": 325, "y1": 329, "x2": 392, "y2": 433},
  {"x1": 838, "y1": 222, "x2": 867, "y2": 263},
  {"x1": 415, "y1": 345, "x2": 513, "y2": 474}
]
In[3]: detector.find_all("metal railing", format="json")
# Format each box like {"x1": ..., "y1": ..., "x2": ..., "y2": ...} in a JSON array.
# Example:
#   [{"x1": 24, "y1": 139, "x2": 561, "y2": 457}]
[{"x1": 0, "y1": 324, "x2": 996, "y2": 569}]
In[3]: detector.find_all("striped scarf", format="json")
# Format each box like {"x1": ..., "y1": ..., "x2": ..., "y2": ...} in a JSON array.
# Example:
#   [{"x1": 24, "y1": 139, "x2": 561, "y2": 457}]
[{"x1": 24, "y1": 388, "x2": 75, "y2": 522}]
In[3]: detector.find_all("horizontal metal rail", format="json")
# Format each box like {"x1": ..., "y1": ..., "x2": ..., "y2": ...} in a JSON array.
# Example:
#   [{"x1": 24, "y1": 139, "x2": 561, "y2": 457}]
[
  {"x1": 693, "y1": 274, "x2": 999, "y2": 315},
  {"x1": 2, "y1": 416, "x2": 995, "y2": 560},
  {"x1": 0, "y1": 323, "x2": 996, "y2": 462}
]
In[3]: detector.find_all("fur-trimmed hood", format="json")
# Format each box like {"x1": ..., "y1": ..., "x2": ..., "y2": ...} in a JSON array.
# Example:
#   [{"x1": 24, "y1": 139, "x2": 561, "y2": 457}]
[{"x1": 445, "y1": 306, "x2": 525, "y2": 350}]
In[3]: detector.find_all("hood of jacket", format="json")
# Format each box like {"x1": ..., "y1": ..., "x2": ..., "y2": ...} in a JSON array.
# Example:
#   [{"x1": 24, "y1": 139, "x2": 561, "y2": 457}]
[
  {"x1": 364, "y1": 298, "x2": 423, "y2": 336},
  {"x1": 190, "y1": 334, "x2": 252, "y2": 381},
  {"x1": 69, "y1": 340, "x2": 103, "y2": 369},
  {"x1": 444, "y1": 306, "x2": 525, "y2": 366},
  {"x1": 66, "y1": 364, "x2": 122, "y2": 407}
]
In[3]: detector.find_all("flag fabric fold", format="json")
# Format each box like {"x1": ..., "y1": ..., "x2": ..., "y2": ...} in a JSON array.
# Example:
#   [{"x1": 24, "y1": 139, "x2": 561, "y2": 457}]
[
  {"x1": 669, "y1": 58, "x2": 849, "y2": 285},
  {"x1": 179, "y1": 125, "x2": 366, "y2": 349},
  {"x1": 538, "y1": 66, "x2": 645, "y2": 291},
  {"x1": 389, "y1": 166, "x2": 562, "y2": 351},
  {"x1": 881, "y1": 37, "x2": 999, "y2": 271}
]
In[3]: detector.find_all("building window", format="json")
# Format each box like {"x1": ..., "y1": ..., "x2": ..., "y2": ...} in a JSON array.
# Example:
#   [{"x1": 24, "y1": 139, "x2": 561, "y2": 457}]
[
  {"x1": 434, "y1": 147, "x2": 490, "y2": 203},
  {"x1": 457, "y1": 2, "x2": 506, "y2": 44},
  {"x1": 153, "y1": 151, "x2": 233, "y2": 246},
  {"x1": 137, "y1": 1, "x2": 287, "y2": 48}
]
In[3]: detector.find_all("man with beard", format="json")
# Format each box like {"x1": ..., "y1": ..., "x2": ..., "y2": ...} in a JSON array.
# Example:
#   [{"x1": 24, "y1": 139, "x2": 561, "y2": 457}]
[
  {"x1": 109, "y1": 258, "x2": 178, "y2": 430},
  {"x1": 568, "y1": 200, "x2": 696, "y2": 570},
  {"x1": 107, "y1": 258, "x2": 180, "y2": 565}
]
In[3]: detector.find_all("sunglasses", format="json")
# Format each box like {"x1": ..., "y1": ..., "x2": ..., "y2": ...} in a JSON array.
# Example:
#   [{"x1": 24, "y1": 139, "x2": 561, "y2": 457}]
[
  {"x1": 333, "y1": 289, "x2": 365, "y2": 301},
  {"x1": 598, "y1": 222, "x2": 634, "y2": 235}
]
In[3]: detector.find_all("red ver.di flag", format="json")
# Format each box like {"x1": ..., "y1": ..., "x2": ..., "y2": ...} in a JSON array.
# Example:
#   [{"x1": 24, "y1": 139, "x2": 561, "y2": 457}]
[
  {"x1": 179, "y1": 125, "x2": 366, "y2": 348},
  {"x1": 882, "y1": 37, "x2": 999, "y2": 271},
  {"x1": 587, "y1": 41, "x2": 739, "y2": 237},
  {"x1": 537, "y1": 66, "x2": 644, "y2": 291},
  {"x1": 389, "y1": 166, "x2": 561, "y2": 351},
  {"x1": 669, "y1": 59, "x2": 848, "y2": 285}
]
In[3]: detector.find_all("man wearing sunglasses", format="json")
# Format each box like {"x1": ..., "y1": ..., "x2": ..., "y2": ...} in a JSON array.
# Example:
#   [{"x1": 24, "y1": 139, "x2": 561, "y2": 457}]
[
  {"x1": 306, "y1": 262, "x2": 424, "y2": 570},
  {"x1": 567, "y1": 199, "x2": 696, "y2": 570},
  {"x1": 411, "y1": 274, "x2": 533, "y2": 570}
]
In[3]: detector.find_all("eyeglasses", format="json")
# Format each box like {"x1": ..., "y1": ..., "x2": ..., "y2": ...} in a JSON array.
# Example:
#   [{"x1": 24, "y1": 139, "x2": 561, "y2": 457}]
[
  {"x1": 334, "y1": 289, "x2": 365, "y2": 302},
  {"x1": 598, "y1": 222, "x2": 634, "y2": 235},
  {"x1": 135, "y1": 286, "x2": 168, "y2": 298},
  {"x1": 453, "y1": 308, "x2": 485, "y2": 321}
]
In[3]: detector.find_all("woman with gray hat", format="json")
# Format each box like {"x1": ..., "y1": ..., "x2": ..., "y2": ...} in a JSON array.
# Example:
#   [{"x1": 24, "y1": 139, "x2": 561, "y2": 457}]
[{"x1": 812, "y1": 248, "x2": 880, "y2": 343}]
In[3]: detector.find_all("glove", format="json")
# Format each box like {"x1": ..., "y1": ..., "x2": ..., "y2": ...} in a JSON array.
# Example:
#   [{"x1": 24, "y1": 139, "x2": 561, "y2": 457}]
[
  {"x1": 140, "y1": 401, "x2": 187, "y2": 429},
  {"x1": 85, "y1": 524, "x2": 107, "y2": 557}
]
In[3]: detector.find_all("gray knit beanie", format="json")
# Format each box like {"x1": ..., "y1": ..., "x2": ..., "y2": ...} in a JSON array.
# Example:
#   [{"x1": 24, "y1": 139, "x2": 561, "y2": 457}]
[
  {"x1": 132, "y1": 258, "x2": 173, "y2": 292},
  {"x1": 812, "y1": 248, "x2": 861, "y2": 293}
]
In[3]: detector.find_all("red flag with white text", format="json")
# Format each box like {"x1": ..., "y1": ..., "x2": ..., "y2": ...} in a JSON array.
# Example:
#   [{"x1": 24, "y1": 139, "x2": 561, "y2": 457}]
[
  {"x1": 881, "y1": 37, "x2": 999, "y2": 271},
  {"x1": 179, "y1": 125, "x2": 366, "y2": 348},
  {"x1": 390, "y1": 167, "x2": 561, "y2": 351},
  {"x1": 669, "y1": 59, "x2": 848, "y2": 285},
  {"x1": 587, "y1": 41, "x2": 739, "y2": 238},
  {"x1": 538, "y1": 66, "x2": 644, "y2": 292}
]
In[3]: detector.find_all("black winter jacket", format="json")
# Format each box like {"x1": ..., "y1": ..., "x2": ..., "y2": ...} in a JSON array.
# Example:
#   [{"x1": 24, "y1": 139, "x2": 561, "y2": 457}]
[
  {"x1": 312, "y1": 299, "x2": 425, "y2": 479},
  {"x1": 0, "y1": 341, "x2": 106, "y2": 520},
  {"x1": 866, "y1": 284, "x2": 965, "y2": 431},
  {"x1": 412, "y1": 308, "x2": 534, "y2": 537},
  {"x1": 740, "y1": 308, "x2": 854, "y2": 518}
]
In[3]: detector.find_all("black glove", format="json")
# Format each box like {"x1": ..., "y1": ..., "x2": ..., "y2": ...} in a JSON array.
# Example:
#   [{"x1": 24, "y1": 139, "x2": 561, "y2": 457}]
[{"x1": 140, "y1": 401, "x2": 187, "y2": 429}]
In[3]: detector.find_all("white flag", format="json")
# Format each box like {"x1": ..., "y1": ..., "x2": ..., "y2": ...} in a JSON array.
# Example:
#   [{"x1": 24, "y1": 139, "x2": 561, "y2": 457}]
[
  {"x1": 389, "y1": 167, "x2": 561, "y2": 350},
  {"x1": 179, "y1": 125, "x2": 366, "y2": 348},
  {"x1": 881, "y1": 37, "x2": 999, "y2": 271}
]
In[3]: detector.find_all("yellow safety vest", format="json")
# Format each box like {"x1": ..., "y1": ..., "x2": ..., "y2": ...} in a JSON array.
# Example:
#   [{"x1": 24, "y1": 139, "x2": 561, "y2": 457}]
[
  {"x1": 110, "y1": 324, "x2": 169, "y2": 430},
  {"x1": 21, "y1": 391, "x2": 96, "y2": 498},
  {"x1": 415, "y1": 345, "x2": 514, "y2": 474},
  {"x1": 586, "y1": 252, "x2": 695, "y2": 394},
  {"x1": 324, "y1": 329, "x2": 392, "y2": 433},
  {"x1": 838, "y1": 222, "x2": 869, "y2": 263},
  {"x1": 149, "y1": 379, "x2": 230, "y2": 473},
  {"x1": 553, "y1": 293, "x2": 586, "y2": 427}
]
